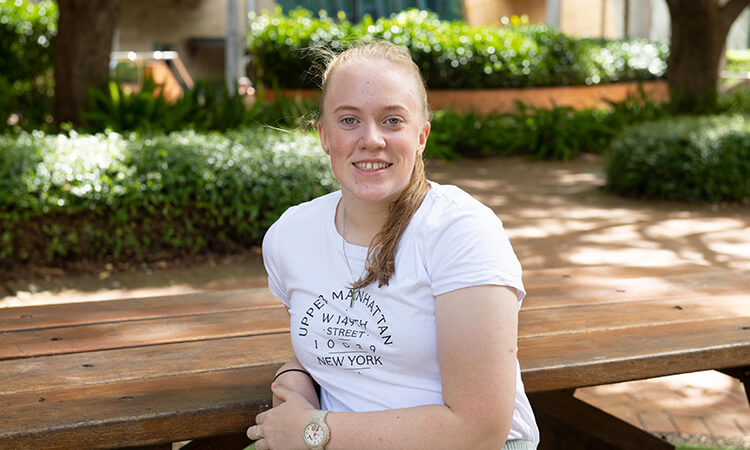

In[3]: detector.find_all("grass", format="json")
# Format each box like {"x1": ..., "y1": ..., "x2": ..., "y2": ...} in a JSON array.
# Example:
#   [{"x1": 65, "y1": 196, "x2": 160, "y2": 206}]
[{"x1": 675, "y1": 444, "x2": 745, "y2": 450}]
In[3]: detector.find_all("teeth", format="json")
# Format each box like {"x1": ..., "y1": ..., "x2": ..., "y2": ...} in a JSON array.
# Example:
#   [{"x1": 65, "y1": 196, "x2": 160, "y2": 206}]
[{"x1": 355, "y1": 162, "x2": 389, "y2": 171}]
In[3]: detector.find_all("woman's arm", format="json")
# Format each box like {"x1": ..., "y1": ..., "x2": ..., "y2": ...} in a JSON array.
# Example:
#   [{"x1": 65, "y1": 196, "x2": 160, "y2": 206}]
[{"x1": 252, "y1": 285, "x2": 520, "y2": 450}]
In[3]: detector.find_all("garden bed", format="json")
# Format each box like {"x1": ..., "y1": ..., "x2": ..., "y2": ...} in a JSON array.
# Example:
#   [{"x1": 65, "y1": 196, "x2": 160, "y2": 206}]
[{"x1": 263, "y1": 81, "x2": 669, "y2": 113}]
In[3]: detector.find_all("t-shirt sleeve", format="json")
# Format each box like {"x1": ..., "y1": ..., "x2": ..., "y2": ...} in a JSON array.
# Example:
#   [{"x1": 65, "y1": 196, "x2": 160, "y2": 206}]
[
  {"x1": 426, "y1": 206, "x2": 525, "y2": 302},
  {"x1": 262, "y1": 219, "x2": 289, "y2": 307}
]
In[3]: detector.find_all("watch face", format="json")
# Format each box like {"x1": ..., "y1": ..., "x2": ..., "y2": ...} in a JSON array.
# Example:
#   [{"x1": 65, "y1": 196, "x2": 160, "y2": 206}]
[{"x1": 304, "y1": 423, "x2": 326, "y2": 446}]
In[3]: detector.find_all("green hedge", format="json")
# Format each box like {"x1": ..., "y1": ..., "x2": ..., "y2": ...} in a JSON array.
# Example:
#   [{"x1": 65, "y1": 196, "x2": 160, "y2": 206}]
[
  {"x1": 425, "y1": 89, "x2": 670, "y2": 160},
  {"x1": 0, "y1": 128, "x2": 337, "y2": 267},
  {"x1": 0, "y1": 0, "x2": 57, "y2": 131},
  {"x1": 606, "y1": 115, "x2": 750, "y2": 202},
  {"x1": 247, "y1": 8, "x2": 668, "y2": 90},
  {"x1": 726, "y1": 49, "x2": 750, "y2": 73}
]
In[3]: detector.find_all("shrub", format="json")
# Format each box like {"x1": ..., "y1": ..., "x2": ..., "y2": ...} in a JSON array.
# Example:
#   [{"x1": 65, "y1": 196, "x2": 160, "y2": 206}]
[
  {"x1": 726, "y1": 49, "x2": 750, "y2": 73},
  {"x1": 247, "y1": 8, "x2": 668, "y2": 90},
  {"x1": 425, "y1": 89, "x2": 672, "y2": 161},
  {"x1": 0, "y1": 128, "x2": 337, "y2": 266},
  {"x1": 606, "y1": 115, "x2": 750, "y2": 202},
  {"x1": 717, "y1": 86, "x2": 750, "y2": 114},
  {"x1": 0, "y1": 0, "x2": 57, "y2": 130},
  {"x1": 81, "y1": 79, "x2": 321, "y2": 134}
]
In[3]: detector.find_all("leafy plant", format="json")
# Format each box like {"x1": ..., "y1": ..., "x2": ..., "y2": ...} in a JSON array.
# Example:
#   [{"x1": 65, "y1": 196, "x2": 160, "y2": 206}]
[
  {"x1": 606, "y1": 115, "x2": 750, "y2": 202},
  {"x1": 82, "y1": 77, "x2": 175, "y2": 133},
  {"x1": 0, "y1": 0, "x2": 57, "y2": 82},
  {"x1": 81, "y1": 77, "x2": 321, "y2": 134},
  {"x1": 0, "y1": 127, "x2": 337, "y2": 267},
  {"x1": 247, "y1": 8, "x2": 669, "y2": 90},
  {"x1": 0, "y1": 0, "x2": 57, "y2": 131},
  {"x1": 425, "y1": 88, "x2": 672, "y2": 161}
]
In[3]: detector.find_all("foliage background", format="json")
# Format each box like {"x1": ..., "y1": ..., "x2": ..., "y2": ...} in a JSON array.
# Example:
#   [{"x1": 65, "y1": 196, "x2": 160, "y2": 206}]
[
  {"x1": 247, "y1": 9, "x2": 668, "y2": 90},
  {"x1": 0, "y1": 0, "x2": 57, "y2": 131},
  {"x1": 0, "y1": 129, "x2": 337, "y2": 267}
]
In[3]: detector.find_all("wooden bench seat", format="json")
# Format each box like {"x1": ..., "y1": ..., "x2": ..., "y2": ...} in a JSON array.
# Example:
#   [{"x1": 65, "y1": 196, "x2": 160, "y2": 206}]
[{"x1": 0, "y1": 265, "x2": 748, "y2": 449}]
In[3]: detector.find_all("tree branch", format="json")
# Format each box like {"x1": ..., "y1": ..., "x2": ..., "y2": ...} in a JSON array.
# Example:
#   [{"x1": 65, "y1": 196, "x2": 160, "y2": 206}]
[{"x1": 720, "y1": 0, "x2": 750, "y2": 25}]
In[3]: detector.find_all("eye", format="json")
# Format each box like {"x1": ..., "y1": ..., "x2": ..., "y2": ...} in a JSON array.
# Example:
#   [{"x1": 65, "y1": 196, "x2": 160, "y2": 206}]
[
  {"x1": 340, "y1": 117, "x2": 357, "y2": 126},
  {"x1": 385, "y1": 117, "x2": 403, "y2": 126}
]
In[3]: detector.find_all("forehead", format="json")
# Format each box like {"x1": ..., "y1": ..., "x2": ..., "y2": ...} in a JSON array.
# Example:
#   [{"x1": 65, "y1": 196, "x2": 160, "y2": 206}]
[{"x1": 323, "y1": 59, "x2": 422, "y2": 113}]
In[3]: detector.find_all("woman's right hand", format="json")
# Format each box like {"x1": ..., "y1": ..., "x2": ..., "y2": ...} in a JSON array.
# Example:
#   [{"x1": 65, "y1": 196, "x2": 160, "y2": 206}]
[{"x1": 272, "y1": 369, "x2": 320, "y2": 409}]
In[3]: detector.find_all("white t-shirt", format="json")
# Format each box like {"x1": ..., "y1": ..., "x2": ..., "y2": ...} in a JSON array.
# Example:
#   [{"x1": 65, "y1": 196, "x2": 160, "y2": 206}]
[{"x1": 263, "y1": 181, "x2": 539, "y2": 444}]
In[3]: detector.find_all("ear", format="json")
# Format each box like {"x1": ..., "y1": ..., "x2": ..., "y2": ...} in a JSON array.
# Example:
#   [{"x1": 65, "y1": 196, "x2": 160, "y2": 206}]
[
  {"x1": 417, "y1": 121, "x2": 431, "y2": 155},
  {"x1": 317, "y1": 121, "x2": 330, "y2": 155}
]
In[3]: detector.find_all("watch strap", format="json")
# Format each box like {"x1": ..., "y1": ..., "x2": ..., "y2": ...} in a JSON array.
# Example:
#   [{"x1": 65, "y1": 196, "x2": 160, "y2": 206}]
[{"x1": 304, "y1": 410, "x2": 330, "y2": 450}]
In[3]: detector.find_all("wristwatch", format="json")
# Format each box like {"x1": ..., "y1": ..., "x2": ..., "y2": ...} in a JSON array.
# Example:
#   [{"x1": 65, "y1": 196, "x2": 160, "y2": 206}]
[{"x1": 302, "y1": 410, "x2": 330, "y2": 449}]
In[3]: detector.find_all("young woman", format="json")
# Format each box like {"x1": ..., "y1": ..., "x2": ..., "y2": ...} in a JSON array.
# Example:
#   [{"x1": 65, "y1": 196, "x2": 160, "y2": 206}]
[{"x1": 247, "y1": 42, "x2": 539, "y2": 450}]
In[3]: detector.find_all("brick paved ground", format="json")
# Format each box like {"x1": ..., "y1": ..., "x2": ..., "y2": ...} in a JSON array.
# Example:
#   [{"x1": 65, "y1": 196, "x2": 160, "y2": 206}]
[{"x1": 577, "y1": 371, "x2": 750, "y2": 448}]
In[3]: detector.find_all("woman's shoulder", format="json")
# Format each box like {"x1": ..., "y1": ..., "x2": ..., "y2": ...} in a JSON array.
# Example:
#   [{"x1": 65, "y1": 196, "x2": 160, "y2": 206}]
[
  {"x1": 419, "y1": 181, "x2": 501, "y2": 229},
  {"x1": 270, "y1": 190, "x2": 341, "y2": 230},
  {"x1": 264, "y1": 190, "x2": 340, "y2": 250}
]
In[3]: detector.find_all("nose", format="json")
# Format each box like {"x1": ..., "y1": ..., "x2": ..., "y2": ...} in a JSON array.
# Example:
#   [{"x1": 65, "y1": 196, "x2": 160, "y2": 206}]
[{"x1": 359, "y1": 120, "x2": 386, "y2": 150}]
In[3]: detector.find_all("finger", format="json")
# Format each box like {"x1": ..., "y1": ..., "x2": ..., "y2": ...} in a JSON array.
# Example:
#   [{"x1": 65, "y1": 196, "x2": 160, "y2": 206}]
[
  {"x1": 246, "y1": 425, "x2": 263, "y2": 441},
  {"x1": 270, "y1": 381, "x2": 294, "y2": 401}
]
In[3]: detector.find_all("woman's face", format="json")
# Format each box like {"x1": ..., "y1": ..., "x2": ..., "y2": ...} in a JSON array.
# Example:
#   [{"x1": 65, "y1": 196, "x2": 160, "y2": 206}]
[{"x1": 318, "y1": 59, "x2": 430, "y2": 207}]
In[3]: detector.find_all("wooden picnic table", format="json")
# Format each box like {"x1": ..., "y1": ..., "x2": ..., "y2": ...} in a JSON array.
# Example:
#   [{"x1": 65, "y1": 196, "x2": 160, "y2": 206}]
[{"x1": 1, "y1": 264, "x2": 748, "y2": 449}]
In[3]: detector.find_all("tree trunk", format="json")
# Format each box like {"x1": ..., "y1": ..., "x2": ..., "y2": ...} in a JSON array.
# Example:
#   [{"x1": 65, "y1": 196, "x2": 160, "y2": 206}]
[
  {"x1": 666, "y1": 0, "x2": 750, "y2": 113},
  {"x1": 54, "y1": 0, "x2": 122, "y2": 126}
]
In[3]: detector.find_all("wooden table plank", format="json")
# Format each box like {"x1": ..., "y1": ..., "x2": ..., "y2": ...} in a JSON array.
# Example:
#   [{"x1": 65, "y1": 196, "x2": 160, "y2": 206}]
[
  {"x1": 523, "y1": 269, "x2": 750, "y2": 309},
  {"x1": 0, "y1": 334, "x2": 293, "y2": 396},
  {"x1": 0, "y1": 365, "x2": 278, "y2": 449},
  {"x1": 519, "y1": 293, "x2": 750, "y2": 338},
  {"x1": 0, "y1": 289, "x2": 280, "y2": 332},
  {"x1": 0, "y1": 306, "x2": 289, "y2": 360},
  {"x1": 523, "y1": 264, "x2": 724, "y2": 288},
  {"x1": 519, "y1": 316, "x2": 750, "y2": 392}
]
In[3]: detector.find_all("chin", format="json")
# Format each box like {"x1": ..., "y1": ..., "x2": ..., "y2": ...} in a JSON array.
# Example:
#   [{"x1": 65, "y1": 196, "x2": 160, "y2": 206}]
[{"x1": 349, "y1": 189, "x2": 398, "y2": 204}]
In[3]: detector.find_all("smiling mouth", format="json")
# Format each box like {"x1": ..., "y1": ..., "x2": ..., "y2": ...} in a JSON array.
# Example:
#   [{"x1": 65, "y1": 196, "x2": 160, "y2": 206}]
[{"x1": 353, "y1": 161, "x2": 392, "y2": 171}]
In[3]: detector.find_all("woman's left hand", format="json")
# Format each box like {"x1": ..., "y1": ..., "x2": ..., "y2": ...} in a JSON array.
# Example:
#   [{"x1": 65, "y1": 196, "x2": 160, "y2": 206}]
[{"x1": 247, "y1": 382, "x2": 318, "y2": 450}]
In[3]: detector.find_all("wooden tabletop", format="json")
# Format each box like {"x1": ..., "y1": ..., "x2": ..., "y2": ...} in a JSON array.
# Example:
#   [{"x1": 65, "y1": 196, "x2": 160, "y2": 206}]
[{"x1": 1, "y1": 265, "x2": 748, "y2": 448}]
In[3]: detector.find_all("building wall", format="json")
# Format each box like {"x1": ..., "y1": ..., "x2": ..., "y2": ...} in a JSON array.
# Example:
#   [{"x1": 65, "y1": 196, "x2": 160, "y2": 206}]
[
  {"x1": 560, "y1": 0, "x2": 619, "y2": 38},
  {"x1": 463, "y1": 0, "x2": 545, "y2": 27},
  {"x1": 728, "y1": 6, "x2": 750, "y2": 50},
  {"x1": 461, "y1": 0, "x2": 619, "y2": 37},
  {"x1": 115, "y1": 0, "x2": 274, "y2": 81}
]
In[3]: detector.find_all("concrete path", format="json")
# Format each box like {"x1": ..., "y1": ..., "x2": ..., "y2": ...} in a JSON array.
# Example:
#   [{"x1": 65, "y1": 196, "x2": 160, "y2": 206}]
[{"x1": 2, "y1": 155, "x2": 749, "y2": 447}]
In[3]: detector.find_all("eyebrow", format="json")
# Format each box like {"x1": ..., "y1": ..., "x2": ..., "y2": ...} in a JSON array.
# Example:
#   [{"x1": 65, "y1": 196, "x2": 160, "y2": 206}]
[{"x1": 333, "y1": 104, "x2": 410, "y2": 115}]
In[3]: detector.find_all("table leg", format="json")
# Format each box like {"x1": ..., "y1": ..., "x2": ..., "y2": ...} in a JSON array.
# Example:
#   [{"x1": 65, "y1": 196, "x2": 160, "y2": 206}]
[
  {"x1": 529, "y1": 390, "x2": 674, "y2": 450},
  {"x1": 124, "y1": 445, "x2": 171, "y2": 450},
  {"x1": 719, "y1": 366, "x2": 750, "y2": 407},
  {"x1": 180, "y1": 433, "x2": 252, "y2": 450}
]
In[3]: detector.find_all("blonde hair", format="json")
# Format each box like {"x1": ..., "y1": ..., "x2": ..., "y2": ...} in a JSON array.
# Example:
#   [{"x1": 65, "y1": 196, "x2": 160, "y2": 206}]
[{"x1": 319, "y1": 42, "x2": 431, "y2": 288}]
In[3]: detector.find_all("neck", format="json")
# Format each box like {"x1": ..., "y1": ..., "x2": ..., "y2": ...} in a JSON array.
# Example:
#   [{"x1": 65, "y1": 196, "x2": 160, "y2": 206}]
[{"x1": 337, "y1": 195, "x2": 389, "y2": 247}]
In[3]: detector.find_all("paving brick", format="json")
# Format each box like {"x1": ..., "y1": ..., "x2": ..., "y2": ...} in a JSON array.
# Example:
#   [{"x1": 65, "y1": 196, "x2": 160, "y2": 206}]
[
  {"x1": 671, "y1": 415, "x2": 711, "y2": 435},
  {"x1": 727, "y1": 412, "x2": 750, "y2": 434},
  {"x1": 703, "y1": 413, "x2": 748, "y2": 438},
  {"x1": 637, "y1": 410, "x2": 678, "y2": 434}
]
